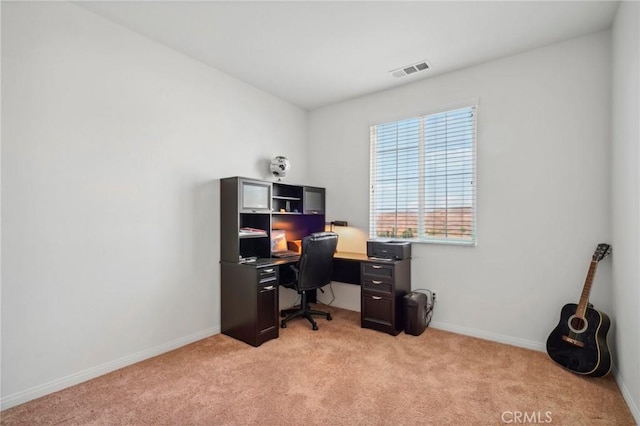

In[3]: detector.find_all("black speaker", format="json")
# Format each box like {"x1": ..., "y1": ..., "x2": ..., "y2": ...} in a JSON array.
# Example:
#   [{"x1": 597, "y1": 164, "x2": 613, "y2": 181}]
[{"x1": 404, "y1": 291, "x2": 431, "y2": 336}]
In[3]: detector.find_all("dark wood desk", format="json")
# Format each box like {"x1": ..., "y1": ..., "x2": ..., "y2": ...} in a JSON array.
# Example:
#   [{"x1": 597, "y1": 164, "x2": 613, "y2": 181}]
[
  {"x1": 332, "y1": 252, "x2": 370, "y2": 285},
  {"x1": 270, "y1": 251, "x2": 371, "y2": 287},
  {"x1": 241, "y1": 251, "x2": 369, "y2": 284},
  {"x1": 220, "y1": 252, "x2": 411, "y2": 346}
]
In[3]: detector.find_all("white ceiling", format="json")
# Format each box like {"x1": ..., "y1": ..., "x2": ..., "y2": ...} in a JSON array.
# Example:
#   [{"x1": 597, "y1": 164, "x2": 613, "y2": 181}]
[{"x1": 76, "y1": 1, "x2": 619, "y2": 111}]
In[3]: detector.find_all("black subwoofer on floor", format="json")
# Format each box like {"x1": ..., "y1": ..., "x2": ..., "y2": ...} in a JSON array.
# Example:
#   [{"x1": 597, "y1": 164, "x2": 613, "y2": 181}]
[{"x1": 404, "y1": 291, "x2": 432, "y2": 336}]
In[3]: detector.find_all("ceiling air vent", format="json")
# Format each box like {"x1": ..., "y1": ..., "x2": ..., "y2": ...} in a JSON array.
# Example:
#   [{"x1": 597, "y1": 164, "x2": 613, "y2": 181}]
[{"x1": 390, "y1": 60, "x2": 430, "y2": 78}]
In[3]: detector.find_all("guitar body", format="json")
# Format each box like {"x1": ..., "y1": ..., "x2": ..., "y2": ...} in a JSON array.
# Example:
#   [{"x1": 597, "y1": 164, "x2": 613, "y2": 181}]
[{"x1": 546, "y1": 303, "x2": 611, "y2": 377}]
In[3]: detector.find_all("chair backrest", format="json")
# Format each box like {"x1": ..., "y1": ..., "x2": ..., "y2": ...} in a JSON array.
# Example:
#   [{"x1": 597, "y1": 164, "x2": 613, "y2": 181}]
[{"x1": 296, "y1": 232, "x2": 338, "y2": 292}]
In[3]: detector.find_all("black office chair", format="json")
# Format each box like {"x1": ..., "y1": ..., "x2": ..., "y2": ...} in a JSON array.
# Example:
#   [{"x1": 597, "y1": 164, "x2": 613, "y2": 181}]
[{"x1": 280, "y1": 232, "x2": 338, "y2": 330}]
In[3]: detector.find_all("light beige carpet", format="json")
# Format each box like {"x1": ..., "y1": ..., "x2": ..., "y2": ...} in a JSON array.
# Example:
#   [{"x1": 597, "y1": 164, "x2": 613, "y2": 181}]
[{"x1": 1, "y1": 306, "x2": 635, "y2": 425}]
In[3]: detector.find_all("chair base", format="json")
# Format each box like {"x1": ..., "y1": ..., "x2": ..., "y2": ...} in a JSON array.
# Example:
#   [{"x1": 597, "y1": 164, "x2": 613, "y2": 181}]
[{"x1": 280, "y1": 292, "x2": 332, "y2": 330}]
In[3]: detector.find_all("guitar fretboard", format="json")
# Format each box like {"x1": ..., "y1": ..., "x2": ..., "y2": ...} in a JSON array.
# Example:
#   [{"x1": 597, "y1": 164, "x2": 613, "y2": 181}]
[{"x1": 576, "y1": 260, "x2": 598, "y2": 318}]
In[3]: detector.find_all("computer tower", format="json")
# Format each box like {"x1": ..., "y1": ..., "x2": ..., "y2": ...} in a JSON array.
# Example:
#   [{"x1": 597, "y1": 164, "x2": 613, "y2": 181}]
[{"x1": 404, "y1": 291, "x2": 430, "y2": 336}]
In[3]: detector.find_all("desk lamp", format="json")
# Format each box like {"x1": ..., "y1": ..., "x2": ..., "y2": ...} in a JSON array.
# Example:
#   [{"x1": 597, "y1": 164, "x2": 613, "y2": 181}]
[{"x1": 330, "y1": 221, "x2": 348, "y2": 231}]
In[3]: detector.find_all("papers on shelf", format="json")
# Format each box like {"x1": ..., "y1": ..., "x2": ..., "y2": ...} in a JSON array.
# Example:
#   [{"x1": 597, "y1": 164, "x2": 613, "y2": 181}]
[{"x1": 239, "y1": 227, "x2": 267, "y2": 237}]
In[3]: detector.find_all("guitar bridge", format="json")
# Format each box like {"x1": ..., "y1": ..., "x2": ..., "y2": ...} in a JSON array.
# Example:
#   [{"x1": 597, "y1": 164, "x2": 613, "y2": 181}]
[{"x1": 562, "y1": 335, "x2": 585, "y2": 348}]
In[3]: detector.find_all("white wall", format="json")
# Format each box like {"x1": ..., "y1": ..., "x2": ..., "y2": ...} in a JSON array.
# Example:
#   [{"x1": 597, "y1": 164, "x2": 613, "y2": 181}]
[
  {"x1": 309, "y1": 32, "x2": 613, "y2": 350},
  {"x1": 2, "y1": 0, "x2": 634, "y2": 417},
  {"x1": 1, "y1": 2, "x2": 307, "y2": 408},
  {"x1": 611, "y1": 1, "x2": 640, "y2": 422}
]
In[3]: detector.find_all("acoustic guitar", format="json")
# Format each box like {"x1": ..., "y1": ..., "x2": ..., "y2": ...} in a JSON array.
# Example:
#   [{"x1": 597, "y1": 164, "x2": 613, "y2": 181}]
[{"x1": 545, "y1": 243, "x2": 612, "y2": 377}]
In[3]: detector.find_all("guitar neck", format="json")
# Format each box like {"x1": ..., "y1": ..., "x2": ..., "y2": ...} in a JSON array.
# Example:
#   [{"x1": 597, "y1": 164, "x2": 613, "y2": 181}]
[{"x1": 576, "y1": 260, "x2": 598, "y2": 318}]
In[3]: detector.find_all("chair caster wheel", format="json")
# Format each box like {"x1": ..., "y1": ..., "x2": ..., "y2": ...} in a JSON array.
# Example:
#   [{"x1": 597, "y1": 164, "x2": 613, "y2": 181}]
[
  {"x1": 280, "y1": 312, "x2": 287, "y2": 318},
  {"x1": 327, "y1": 315, "x2": 332, "y2": 321},
  {"x1": 281, "y1": 321, "x2": 287, "y2": 328},
  {"x1": 312, "y1": 324, "x2": 319, "y2": 331}
]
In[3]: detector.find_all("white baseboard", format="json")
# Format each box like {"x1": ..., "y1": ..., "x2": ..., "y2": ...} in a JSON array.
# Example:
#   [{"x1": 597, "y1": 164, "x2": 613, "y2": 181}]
[
  {"x1": 430, "y1": 320, "x2": 546, "y2": 352},
  {"x1": 613, "y1": 367, "x2": 640, "y2": 425},
  {"x1": 1, "y1": 326, "x2": 220, "y2": 411}
]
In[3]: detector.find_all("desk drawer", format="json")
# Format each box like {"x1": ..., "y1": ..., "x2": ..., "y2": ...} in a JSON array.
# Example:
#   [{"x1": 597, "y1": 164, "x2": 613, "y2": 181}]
[
  {"x1": 362, "y1": 263, "x2": 394, "y2": 280},
  {"x1": 361, "y1": 291, "x2": 394, "y2": 332},
  {"x1": 362, "y1": 277, "x2": 393, "y2": 294},
  {"x1": 258, "y1": 267, "x2": 278, "y2": 284}
]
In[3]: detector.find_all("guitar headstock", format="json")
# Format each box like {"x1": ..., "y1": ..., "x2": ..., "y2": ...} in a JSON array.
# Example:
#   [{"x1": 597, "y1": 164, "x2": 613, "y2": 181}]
[{"x1": 593, "y1": 243, "x2": 612, "y2": 262}]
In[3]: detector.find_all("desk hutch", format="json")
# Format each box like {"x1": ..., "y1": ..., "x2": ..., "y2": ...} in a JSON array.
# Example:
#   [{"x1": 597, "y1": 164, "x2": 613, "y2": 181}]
[{"x1": 220, "y1": 176, "x2": 411, "y2": 347}]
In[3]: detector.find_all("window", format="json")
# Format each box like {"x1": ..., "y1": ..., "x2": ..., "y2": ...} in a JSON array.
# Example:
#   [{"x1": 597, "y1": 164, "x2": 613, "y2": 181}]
[{"x1": 369, "y1": 105, "x2": 477, "y2": 245}]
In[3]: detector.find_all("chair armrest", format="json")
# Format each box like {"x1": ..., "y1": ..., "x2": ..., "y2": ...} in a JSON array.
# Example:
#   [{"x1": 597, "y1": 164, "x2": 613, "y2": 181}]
[{"x1": 289, "y1": 264, "x2": 300, "y2": 280}]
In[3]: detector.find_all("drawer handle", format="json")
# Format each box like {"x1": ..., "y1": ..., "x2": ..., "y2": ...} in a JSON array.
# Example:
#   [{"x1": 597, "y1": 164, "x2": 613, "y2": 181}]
[
  {"x1": 263, "y1": 285, "x2": 275, "y2": 291},
  {"x1": 263, "y1": 269, "x2": 274, "y2": 273},
  {"x1": 372, "y1": 265, "x2": 382, "y2": 269},
  {"x1": 372, "y1": 280, "x2": 382, "y2": 284},
  {"x1": 371, "y1": 296, "x2": 382, "y2": 300}
]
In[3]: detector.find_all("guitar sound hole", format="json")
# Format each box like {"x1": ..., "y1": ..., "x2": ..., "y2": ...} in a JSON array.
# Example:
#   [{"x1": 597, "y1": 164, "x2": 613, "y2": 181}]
[
  {"x1": 568, "y1": 314, "x2": 588, "y2": 333},
  {"x1": 571, "y1": 317, "x2": 584, "y2": 329}
]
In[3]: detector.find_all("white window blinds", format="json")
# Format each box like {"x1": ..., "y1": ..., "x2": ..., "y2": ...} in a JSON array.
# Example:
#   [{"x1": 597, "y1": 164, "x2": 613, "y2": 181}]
[{"x1": 369, "y1": 105, "x2": 477, "y2": 245}]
